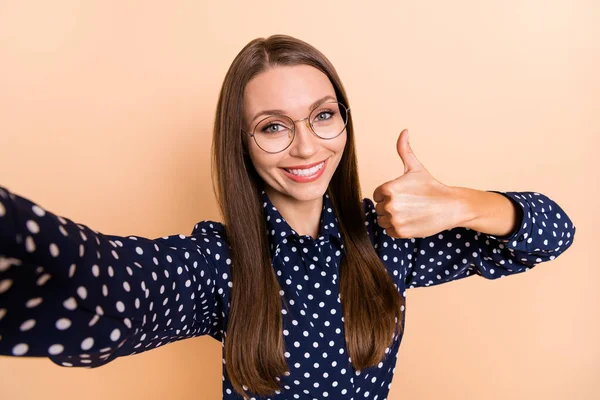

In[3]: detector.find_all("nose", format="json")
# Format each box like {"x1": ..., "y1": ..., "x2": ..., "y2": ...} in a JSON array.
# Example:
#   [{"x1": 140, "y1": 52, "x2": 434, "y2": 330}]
[{"x1": 288, "y1": 118, "x2": 319, "y2": 157}]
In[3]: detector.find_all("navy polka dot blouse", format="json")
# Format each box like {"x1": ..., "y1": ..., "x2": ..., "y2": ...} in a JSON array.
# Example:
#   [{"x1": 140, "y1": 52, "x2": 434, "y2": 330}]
[{"x1": 0, "y1": 185, "x2": 575, "y2": 399}]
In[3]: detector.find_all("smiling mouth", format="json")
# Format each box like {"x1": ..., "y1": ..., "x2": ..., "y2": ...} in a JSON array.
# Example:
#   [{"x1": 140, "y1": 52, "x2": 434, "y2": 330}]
[
  {"x1": 281, "y1": 158, "x2": 328, "y2": 170},
  {"x1": 281, "y1": 159, "x2": 327, "y2": 176}
]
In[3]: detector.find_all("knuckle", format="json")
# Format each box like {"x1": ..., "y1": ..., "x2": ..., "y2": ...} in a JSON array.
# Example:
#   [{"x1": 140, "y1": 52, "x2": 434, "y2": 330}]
[
  {"x1": 380, "y1": 185, "x2": 392, "y2": 197},
  {"x1": 394, "y1": 226, "x2": 409, "y2": 238}
]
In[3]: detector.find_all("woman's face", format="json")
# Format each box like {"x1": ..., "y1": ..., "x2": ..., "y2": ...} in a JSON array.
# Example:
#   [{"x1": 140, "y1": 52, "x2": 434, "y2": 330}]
[{"x1": 242, "y1": 65, "x2": 347, "y2": 203}]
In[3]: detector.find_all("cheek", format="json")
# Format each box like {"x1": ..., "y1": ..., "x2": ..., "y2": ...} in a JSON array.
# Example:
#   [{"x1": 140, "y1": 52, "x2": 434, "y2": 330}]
[
  {"x1": 333, "y1": 133, "x2": 347, "y2": 153},
  {"x1": 248, "y1": 149, "x2": 281, "y2": 172}
]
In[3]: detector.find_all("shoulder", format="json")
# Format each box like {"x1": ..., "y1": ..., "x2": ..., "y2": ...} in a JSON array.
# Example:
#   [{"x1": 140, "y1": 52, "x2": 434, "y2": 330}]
[
  {"x1": 149, "y1": 220, "x2": 229, "y2": 257},
  {"x1": 191, "y1": 219, "x2": 227, "y2": 238},
  {"x1": 189, "y1": 219, "x2": 230, "y2": 251},
  {"x1": 360, "y1": 197, "x2": 380, "y2": 243},
  {"x1": 361, "y1": 197, "x2": 376, "y2": 217}
]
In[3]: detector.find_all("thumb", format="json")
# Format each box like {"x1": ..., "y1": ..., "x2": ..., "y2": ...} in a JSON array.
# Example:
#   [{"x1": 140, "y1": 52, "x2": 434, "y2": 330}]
[{"x1": 396, "y1": 129, "x2": 423, "y2": 174}]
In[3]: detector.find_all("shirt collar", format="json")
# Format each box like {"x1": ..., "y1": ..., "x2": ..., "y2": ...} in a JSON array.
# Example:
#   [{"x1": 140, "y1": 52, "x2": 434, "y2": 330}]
[{"x1": 261, "y1": 188, "x2": 344, "y2": 257}]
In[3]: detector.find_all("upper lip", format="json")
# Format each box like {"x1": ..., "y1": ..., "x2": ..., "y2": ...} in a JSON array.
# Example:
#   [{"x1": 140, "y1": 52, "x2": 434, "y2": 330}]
[{"x1": 281, "y1": 158, "x2": 328, "y2": 170}]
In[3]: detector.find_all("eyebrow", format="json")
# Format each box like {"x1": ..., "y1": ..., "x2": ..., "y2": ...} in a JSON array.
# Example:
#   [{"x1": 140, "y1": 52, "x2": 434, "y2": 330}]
[{"x1": 250, "y1": 95, "x2": 337, "y2": 123}]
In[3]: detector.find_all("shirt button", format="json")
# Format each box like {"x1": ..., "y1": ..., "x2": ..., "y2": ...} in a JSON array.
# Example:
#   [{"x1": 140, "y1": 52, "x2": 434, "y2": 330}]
[{"x1": 517, "y1": 234, "x2": 525, "y2": 242}]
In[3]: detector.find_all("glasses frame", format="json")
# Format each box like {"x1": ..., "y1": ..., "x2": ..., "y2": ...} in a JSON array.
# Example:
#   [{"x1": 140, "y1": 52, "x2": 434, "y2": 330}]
[{"x1": 241, "y1": 101, "x2": 351, "y2": 154}]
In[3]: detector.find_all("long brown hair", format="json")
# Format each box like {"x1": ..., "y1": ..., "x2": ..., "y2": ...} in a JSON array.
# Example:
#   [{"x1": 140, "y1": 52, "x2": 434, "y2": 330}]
[{"x1": 211, "y1": 34, "x2": 405, "y2": 397}]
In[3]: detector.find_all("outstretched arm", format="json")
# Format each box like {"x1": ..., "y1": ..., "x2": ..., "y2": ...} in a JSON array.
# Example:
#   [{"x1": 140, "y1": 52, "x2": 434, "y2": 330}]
[{"x1": 0, "y1": 185, "x2": 223, "y2": 368}]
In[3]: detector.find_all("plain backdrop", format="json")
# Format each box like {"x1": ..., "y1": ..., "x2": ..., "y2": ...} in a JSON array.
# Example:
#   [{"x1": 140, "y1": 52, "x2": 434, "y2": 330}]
[{"x1": 0, "y1": 1, "x2": 597, "y2": 399}]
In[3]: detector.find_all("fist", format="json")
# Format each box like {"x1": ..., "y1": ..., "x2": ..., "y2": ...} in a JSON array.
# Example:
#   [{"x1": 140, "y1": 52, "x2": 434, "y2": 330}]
[{"x1": 372, "y1": 129, "x2": 464, "y2": 239}]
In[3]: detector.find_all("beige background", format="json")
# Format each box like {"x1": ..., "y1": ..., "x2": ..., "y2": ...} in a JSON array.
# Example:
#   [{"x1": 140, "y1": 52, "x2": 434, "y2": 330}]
[{"x1": 0, "y1": 1, "x2": 597, "y2": 399}]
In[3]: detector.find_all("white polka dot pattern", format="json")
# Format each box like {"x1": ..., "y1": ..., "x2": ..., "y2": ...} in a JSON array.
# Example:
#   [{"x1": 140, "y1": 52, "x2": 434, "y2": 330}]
[
  {"x1": 0, "y1": 185, "x2": 575, "y2": 399},
  {"x1": 0, "y1": 186, "x2": 222, "y2": 371}
]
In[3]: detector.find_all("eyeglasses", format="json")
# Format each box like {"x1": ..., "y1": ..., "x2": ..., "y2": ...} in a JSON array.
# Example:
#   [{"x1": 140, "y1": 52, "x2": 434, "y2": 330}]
[{"x1": 241, "y1": 101, "x2": 350, "y2": 154}]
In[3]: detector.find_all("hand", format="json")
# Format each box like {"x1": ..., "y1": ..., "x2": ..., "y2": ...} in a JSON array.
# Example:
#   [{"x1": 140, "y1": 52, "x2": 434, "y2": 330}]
[{"x1": 372, "y1": 129, "x2": 465, "y2": 239}]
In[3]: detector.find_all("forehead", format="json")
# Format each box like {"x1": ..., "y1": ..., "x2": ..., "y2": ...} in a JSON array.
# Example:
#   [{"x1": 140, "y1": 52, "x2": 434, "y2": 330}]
[{"x1": 243, "y1": 65, "x2": 335, "y2": 119}]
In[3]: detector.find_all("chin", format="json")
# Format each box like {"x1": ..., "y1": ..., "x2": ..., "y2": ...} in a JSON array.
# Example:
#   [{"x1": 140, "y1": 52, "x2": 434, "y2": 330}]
[
  {"x1": 266, "y1": 177, "x2": 331, "y2": 203},
  {"x1": 287, "y1": 188, "x2": 327, "y2": 202}
]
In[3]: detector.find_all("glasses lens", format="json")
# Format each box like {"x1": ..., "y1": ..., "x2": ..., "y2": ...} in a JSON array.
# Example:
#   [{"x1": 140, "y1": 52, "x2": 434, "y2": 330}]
[
  {"x1": 310, "y1": 101, "x2": 348, "y2": 139},
  {"x1": 252, "y1": 102, "x2": 349, "y2": 153},
  {"x1": 253, "y1": 114, "x2": 295, "y2": 153}
]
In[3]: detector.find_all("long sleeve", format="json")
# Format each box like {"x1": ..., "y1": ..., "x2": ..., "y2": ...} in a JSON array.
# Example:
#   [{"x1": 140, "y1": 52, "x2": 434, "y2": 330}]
[
  {"x1": 0, "y1": 186, "x2": 223, "y2": 368},
  {"x1": 363, "y1": 191, "x2": 576, "y2": 290}
]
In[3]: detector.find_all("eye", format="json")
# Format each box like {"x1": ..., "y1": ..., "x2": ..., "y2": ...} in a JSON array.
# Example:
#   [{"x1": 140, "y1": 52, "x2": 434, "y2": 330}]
[
  {"x1": 315, "y1": 110, "x2": 336, "y2": 121},
  {"x1": 262, "y1": 123, "x2": 286, "y2": 133}
]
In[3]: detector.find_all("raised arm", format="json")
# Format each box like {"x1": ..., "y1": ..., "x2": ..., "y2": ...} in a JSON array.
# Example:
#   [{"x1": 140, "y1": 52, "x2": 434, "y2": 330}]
[
  {"x1": 363, "y1": 190, "x2": 576, "y2": 290},
  {"x1": 0, "y1": 186, "x2": 226, "y2": 368}
]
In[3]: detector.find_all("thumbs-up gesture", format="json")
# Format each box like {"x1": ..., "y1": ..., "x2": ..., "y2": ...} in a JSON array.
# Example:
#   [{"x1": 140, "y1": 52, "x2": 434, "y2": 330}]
[{"x1": 372, "y1": 129, "x2": 465, "y2": 239}]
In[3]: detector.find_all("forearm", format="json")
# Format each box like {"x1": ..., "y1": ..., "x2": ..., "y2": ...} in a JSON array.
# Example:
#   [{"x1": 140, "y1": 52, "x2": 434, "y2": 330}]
[{"x1": 451, "y1": 186, "x2": 522, "y2": 238}]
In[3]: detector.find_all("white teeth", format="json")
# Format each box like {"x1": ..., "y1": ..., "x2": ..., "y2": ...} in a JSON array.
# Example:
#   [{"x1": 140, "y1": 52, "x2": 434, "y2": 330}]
[{"x1": 285, "y1": 161, "x2": 325, "y2": 176}]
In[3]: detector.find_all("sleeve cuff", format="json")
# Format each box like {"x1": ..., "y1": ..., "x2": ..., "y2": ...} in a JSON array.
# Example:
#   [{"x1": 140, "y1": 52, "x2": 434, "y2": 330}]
[{"x1": 484, "y1": 191, "x2": 532, "y2": 245}]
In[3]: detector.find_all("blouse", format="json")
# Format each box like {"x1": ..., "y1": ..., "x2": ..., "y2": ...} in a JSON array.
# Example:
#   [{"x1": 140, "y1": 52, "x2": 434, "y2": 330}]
[{"x1": 0, "y1": 185, "x2": 576, "y2": 399}]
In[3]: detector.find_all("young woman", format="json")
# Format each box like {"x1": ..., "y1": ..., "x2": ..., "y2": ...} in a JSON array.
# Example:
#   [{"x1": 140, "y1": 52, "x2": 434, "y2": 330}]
[{"x1": 0, "y1": 34, "x2": 576, "y2": 399}]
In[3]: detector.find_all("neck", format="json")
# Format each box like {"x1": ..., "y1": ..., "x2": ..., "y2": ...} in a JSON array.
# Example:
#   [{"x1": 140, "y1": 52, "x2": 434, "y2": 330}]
[{"x1": 265, "y1": 186, "x2": 323, "y2": 240}]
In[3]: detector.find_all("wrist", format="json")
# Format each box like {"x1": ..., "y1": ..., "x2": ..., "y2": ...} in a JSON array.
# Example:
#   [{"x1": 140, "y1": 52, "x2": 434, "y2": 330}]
[
  {"x1": 449, "y1": 186, "x2": 483, "y2": 230},
  {"x1": 450, "y1": 186, "x2": 522, "y2": 237}
]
